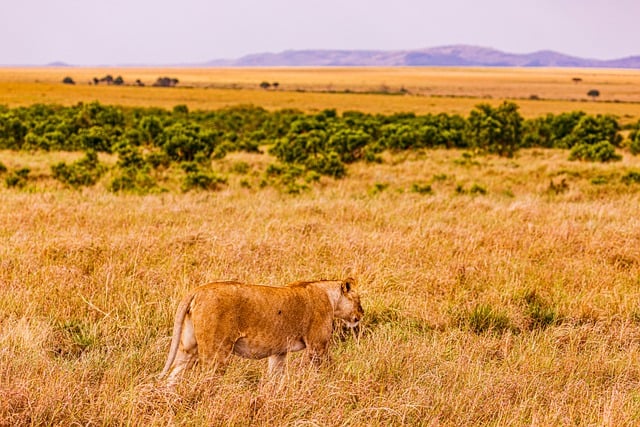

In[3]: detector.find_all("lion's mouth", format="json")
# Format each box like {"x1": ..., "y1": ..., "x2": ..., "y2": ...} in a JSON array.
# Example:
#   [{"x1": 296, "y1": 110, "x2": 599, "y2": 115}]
[{"x1": 344, "y1": 317, "x2": 361, "y2": 328}]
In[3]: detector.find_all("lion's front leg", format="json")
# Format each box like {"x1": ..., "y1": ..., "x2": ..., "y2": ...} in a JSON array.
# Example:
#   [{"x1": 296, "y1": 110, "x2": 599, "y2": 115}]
[
  {"x1": 267, "y1": 353, "x2": 286, "y2": 375},
  {"x1": 305, "y1": 339, "x2": 330, "y2": 366},
  {"x1": 304, "y1": 320, "x2": 333, "y2": 366}
]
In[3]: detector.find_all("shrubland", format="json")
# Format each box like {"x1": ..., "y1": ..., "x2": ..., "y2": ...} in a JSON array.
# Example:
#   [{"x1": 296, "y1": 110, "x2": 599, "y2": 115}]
[
  {"x1": 2, "y1": 98, "x2": 640, "y2": 425},
  {"x1": 1, "y1": 101, "x2": 638, "y2": 194}
]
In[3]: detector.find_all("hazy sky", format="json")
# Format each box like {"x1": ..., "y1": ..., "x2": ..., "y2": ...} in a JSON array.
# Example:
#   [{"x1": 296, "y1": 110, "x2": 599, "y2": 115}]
[{"x1": 2, "y1": 0, "x2": 639, "y2": 65}]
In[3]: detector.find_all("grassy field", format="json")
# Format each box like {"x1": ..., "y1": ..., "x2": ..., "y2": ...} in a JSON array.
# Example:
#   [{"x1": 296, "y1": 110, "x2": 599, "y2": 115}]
[
  {"x1": 2, "y1": 67, "x2": 640, "y2": 123},
  {"x1": 2, "y1": 147, "x2": 640, "y2": 425},
  {"x1": 2, "y1": 66, "x2": 640, "y2": 425}
]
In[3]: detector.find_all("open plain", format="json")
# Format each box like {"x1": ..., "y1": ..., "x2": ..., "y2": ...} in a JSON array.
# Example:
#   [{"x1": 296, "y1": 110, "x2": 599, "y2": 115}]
[
  {"x1": 2, "y1": 67, "x2": 640, "y2": 425},
  {"x1": 2, "y1": 66, "x2": 640, "y2": 123}
]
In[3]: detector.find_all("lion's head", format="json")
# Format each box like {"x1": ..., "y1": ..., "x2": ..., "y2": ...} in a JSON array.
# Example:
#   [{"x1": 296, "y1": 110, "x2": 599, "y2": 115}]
[{"x1": 334, "y1": 277, "x2": 364, "y2": 328}]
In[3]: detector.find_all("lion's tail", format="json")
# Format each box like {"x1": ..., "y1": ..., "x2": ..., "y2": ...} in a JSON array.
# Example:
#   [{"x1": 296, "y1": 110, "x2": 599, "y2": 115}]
[{"x1": 158, "y1": 292, "x2": 196, "y2": 380}]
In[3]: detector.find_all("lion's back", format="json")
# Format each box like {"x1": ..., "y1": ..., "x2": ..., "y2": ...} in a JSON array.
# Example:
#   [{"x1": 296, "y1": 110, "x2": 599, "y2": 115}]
[{"x1": 189, "y1": 281, "x2": 328, "y2": 337}]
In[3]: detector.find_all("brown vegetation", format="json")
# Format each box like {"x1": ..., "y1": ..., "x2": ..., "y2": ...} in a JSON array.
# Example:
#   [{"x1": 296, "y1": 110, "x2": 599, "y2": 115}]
[{"x1": 2, "y1": 148, "x2": 640, "y2": 424}]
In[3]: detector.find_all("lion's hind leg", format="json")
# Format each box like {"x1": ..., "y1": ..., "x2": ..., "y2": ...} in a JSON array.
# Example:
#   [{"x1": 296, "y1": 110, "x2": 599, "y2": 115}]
[
  {"x1": 164, "y1": 313, "x2": 199, "y2": 387},
  {"x1": 197, "y1": 335, "x2": 236, "y2": 376}
]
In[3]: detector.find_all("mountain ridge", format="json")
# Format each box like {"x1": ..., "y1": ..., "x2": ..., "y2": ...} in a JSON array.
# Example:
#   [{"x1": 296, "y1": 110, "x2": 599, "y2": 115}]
[{"x1": 204, "y1": 45, "x2": 640, "y2": 68}]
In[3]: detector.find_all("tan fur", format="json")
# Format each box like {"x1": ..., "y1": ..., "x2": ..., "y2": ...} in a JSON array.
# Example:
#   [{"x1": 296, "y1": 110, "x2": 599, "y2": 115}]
[{"x1": 159, "y1": 278, "x2": 363, "y2": 385}]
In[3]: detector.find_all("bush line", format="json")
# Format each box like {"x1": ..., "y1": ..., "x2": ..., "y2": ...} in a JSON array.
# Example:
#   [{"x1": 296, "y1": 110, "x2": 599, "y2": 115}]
[{"x1": 1, "y1": 101, "x2": 640, "y2": 192}]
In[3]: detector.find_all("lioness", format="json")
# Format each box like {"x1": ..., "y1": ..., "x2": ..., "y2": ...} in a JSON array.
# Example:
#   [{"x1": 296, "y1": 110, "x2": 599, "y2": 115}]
[{"x1": 159, "y1": 278, "x2": 363, "y2": 385}]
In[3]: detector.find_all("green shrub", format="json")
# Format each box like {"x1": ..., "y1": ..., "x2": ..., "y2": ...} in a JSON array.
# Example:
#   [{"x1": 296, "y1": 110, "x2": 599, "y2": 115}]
[
  {"x1": 568, "y1": 114, "x2": 622, "y2": 148},
  {"x1": 24, "y1": 132, "x2": 51, "y2": 151},
  {"x1": 621, "y1": 171, "x2": 640, "y2": 185},
  {"x1": 305, "y1": 170, "x2": 321, "y2": 183},
  {"x1": 469, "y1": 183, "x2": 487, "y2": 195},
  {"x1": 0, "y1": 161, "x2": 6, "y2": 174},
  {"x1": 173, "y1": 104, "x2": 189, "y2": 115},
  {"x1": 629, "y1": 123, "x2": 640, "y2": 155},
  {"x1": 368, "y1": 182, "x2": 389, "y2": 196},
  {"x1": 51, "y1": 150, "x2": 105, "y2": 188},
  {"x1": 0, "y1": 112, "x2": 29, "y2": 149},
  {"x1": 569, "y1": 140, "x2": 622, "y2": 162},
  {"x1": 305, "y1": 151, "x2": 346, "y2": 178},
  {"x1": 109, "y1": 171, "x2": 158, "y2": 194},
  {"x1": 411, "y1": 183, "x2": 432, "y2": 194},
  {"x1": 180, "y1": 162, "x2": 227, "y2": 192},
  {"x1": 145, "y1": 151, "x2": 172, "y2": 170},
  {"x1": 630, "y1": 137, "x2": 640, "y2": 156},
  {"x1": 379, "y1": 123, "x2": 419, "y2": 150},
  {"x1": 465, "y1": 101, "x2": 523, "y2": 157},
  {"x1": 212, "y1": 141, "x2": 235, "y2": 160},
  {"x1": 229, "y1": 161, "x2": 250, "y2": 175},
  {"x1": 264, "y1": 163, "x2": 310, "y2": 194},
  {"x1": 5, "y1": 167, "x2": 30, "y2": 188},
  {"x1": 454, "y1": 151, "x2": 481, "y2": 167},
  {"x1": 326, "y1": 128, "x2": 372, "y2": 162},
  {"x1": 137, "y1": 115, "x2": 164, "y2": 144},
  {"x1": 71, "y1": 126, "x2": 113, "y2": 153},
  {"x1": 161, "y1": 122, "x2": 216, "y2": 162},
  {"x1": 590, "y1": 176, "x2": 608, "y2": 185}
]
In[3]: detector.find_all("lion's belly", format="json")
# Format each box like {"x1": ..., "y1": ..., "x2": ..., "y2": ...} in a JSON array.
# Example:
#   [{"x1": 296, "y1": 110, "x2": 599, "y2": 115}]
[{"x1": 232, "y1": 335, "x2": 306, "y2": 359}]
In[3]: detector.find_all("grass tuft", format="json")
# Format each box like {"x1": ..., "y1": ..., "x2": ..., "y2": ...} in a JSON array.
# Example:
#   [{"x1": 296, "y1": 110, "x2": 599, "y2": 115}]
[{"x1": 455, "y1": 303, "x2": 514, "y2": 334}]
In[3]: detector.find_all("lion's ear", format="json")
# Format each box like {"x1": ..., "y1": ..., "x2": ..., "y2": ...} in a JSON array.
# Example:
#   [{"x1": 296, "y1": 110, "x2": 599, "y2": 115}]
[{"x1": 342, "y1": 278, "x2": 356, "y2": 293}]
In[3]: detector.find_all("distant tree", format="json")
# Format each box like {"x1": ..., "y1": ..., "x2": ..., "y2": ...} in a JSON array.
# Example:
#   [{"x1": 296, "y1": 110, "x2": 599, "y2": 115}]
[
  {"x1": 62, "y1": 76, "x2": 75, "y2": 85},
  {"x1": 272, "y1": 82, "x2": 280, "y2": 89},
  {"x1": 95, "y1": 75, "x2": 115, "y2": 85},
  {"x1": 113, "y1": 76, "x2": 124, "y2": 85},
  {"x1": 135, "y1": 79, "x2": 145, "y2": 87},
  {"x1": 587, "y1": 89, "x2": 600, "y2": 100},
  {"x1": 153, "y1": 77, "x2": 179, "y2": 87},
  {"x1": 259, "y1": 81, "x2": 271, "y2": 90},
  {"x1": 572, "y1": 77, "x2": 583, "y2": 84}
]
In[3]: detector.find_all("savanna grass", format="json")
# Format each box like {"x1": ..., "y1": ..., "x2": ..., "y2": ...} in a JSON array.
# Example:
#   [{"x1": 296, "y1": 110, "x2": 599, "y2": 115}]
[{"x1": 2, "y1": 148, "x2": 640, "y2": 425}]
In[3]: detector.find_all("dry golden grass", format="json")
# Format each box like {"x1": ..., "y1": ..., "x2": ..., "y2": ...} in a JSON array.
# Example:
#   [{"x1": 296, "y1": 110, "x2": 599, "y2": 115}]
[
  {"x1": 2, "y1": 67, "x2": 640, "y2": 123},
  {"x1": 2, "y1": 148, "x2": 640, "y2": 425}
]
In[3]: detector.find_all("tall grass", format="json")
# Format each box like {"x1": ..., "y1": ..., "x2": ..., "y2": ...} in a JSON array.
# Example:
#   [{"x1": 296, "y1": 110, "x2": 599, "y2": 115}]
[{"x1": 2, "y1": 148, "x2": 640, "y2": 425}]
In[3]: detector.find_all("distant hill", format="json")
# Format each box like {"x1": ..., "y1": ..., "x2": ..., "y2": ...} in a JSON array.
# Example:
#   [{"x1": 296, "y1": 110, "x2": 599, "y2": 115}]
[
  {"x1": 46, "y1": 61, "x2": 72, "y2": 67},
  {"x1": 205, "y1": 45, "x2": 640, "y2": 68}
]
